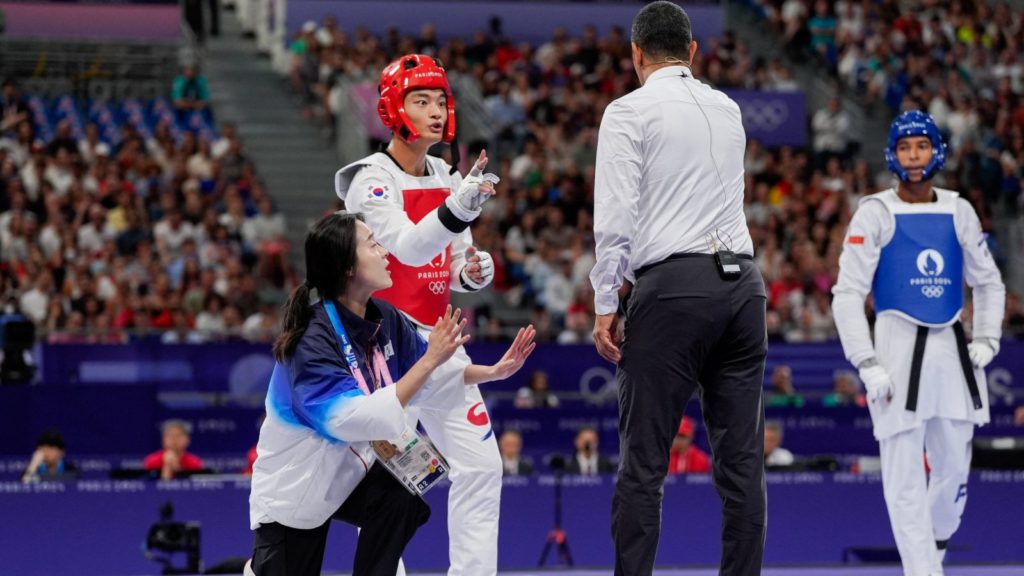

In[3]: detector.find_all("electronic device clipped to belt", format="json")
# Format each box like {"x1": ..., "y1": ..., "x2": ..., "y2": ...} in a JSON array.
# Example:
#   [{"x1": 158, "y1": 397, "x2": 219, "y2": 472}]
[{"x1": 707, "y1": 233, "x2": 741, "y2": 280}]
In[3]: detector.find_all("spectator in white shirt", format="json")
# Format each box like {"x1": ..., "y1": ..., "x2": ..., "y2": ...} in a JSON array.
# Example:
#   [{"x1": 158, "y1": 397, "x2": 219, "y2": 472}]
[
  {"x1": 811, "y1": 96, "x2": 851, "y2": 168},
  {"x1": 154, "y1": 210, "x2": 196, "y2": 260},
  {"x1": 541, "y1": 258, "x2": 573, "y2": 320},
  {"x1": 78, "y1": 123, "x2": 110, "y2": 165},
  {"x1": 19, "y1": 273, "x2": 53, "y2": 324},
  {"x1": 764, "y1": 421, "x2": 795, "y2": 468},
  {"x1": 211, "y1": 122, "x2": 237, "y2": 159},
  {"x1": 77, "y1": 204, "x2": 111, "y2": 256},
  {"x1": 195, "y1": 293, "x2": 227, "y2": 338},
  {"x1": 241, "y1": 197, "x2": 286, "y2": 250}
]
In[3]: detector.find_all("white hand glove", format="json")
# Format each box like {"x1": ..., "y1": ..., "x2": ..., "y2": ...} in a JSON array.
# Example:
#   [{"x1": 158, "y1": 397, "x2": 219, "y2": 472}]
[
  {"x1": 459, "y1": 247, "x2": 494, "y2": 290},
  {"x1": 858, "y1": 363, "x2": 894, "y2": 404},
  {"x1": 967, "y1": 339, "x2": 996, "y2": 369},
  {"x1": 450, "y1": 157, "x2": 500, "y2": 214}
]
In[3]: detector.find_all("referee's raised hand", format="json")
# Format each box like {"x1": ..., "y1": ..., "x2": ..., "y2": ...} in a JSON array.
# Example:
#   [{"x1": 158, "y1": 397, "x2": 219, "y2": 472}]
[{"x1": 593, "y1": 312, "x2": 621, "y2": 364}]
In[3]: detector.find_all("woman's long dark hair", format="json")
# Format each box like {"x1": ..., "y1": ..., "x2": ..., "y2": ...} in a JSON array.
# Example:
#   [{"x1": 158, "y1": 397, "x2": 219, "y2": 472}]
[{"x1": 272, "y1": 211, "x2": 363, "y2": 362}]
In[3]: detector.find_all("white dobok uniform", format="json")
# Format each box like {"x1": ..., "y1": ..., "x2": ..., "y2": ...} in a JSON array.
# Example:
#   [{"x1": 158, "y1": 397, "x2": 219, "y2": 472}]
[
  {"x1": 832, "y1": 188, "x2": 1005, "y2": 576},
  {"x1": 336, "y1": 152, "x2": 502, "y2": 576}
]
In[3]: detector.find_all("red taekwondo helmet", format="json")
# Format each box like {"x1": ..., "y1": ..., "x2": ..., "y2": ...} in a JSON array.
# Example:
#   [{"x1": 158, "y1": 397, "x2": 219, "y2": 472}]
[{"x1": 377, "y1": 54, "x2": 456, "y2": 144}]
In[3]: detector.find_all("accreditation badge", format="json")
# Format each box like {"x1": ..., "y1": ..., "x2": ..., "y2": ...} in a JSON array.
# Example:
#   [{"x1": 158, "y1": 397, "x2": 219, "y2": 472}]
[{"x1": 371, "y1": 426, "x2": 450, "y2": 497}]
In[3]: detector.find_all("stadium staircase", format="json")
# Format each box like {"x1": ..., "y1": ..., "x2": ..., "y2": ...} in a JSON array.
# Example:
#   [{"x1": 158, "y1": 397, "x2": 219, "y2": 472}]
[
  {"x1": 203, "y1": 10, "x2": 339, "y2": 275},
  {"x1": 725, "y1": 0, "x2": 891, "y2": 169}
]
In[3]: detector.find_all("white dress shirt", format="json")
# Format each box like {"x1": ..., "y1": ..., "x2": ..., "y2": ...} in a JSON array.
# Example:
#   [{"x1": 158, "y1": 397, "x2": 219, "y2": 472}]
[
  {"x1": 576, "y1": 453, "x2": 599, "y2": 475},
  {"x1": 590, "y1": 65, "x2": 753, "y2": 315},
  {"x1": 765, "y1": 447, "x2": 794, "y2": 467}
]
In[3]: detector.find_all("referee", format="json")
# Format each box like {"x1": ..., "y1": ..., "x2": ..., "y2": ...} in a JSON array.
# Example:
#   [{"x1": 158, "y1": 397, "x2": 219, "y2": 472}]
[{"x1": 590, "y1": 3, "x2": 768, "y2": 575}]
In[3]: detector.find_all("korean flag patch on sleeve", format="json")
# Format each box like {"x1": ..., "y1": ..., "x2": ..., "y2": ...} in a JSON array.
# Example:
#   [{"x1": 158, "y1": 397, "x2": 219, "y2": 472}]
[{"x1": 366, "y1": 183, "x2": 391, "y2": 200}]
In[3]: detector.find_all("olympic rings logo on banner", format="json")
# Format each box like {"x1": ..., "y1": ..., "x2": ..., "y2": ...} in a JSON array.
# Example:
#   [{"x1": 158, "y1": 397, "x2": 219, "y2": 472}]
[
  {"x1": 921, "y1": 285, "x2": 944, "y2": 298},
  {"x1": 741, "y1": 99, "x2": 790, "y2": 131},
  {"x1": 428, "y1": 281, "x2": 446, "y2": 295}
]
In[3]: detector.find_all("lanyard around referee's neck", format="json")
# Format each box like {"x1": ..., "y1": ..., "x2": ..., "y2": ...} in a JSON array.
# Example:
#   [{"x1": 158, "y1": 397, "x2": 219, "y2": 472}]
[{"x1": 324, "y1": 300, "x2": 394, "y2": 395}]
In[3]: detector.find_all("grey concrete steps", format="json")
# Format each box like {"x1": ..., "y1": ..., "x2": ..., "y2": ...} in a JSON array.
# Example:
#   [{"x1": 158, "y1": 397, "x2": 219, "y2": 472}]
[{"x1": 202, "y1": 10, "x2": 341, "y2": 273}]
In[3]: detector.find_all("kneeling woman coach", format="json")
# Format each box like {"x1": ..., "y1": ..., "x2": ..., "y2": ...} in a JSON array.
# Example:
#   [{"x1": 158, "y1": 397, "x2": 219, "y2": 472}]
[{"x1": 247, "y1": 212, "x2": 534, "y2": 576}]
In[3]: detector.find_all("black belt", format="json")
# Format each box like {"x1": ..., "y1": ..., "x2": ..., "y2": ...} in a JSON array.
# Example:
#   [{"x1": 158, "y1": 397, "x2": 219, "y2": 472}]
[
  {"x1": 635, "y1": 252, "x2": 753, "y2": 278},
  {"x1": 905, "y1": 320, "x2": 984, "y2": 412}
]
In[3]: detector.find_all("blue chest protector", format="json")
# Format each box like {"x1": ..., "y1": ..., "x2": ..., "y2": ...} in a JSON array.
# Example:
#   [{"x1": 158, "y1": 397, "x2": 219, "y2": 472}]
[{"x1": 873, "y1": 213, "x2": 963, "y2": 326}]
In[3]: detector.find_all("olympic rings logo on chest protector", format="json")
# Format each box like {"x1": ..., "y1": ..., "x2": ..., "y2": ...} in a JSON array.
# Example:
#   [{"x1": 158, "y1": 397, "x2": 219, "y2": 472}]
[
  {"x1": 921, "y1": 285, "x2": 945, "y2": 298},
  {"x1": 428, "y1": 281, "x2": 446, "y2": 295}
]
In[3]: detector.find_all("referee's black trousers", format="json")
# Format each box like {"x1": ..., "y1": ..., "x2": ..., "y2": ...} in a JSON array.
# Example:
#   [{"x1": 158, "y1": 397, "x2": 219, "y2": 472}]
[
  {"x1": 250, "y1": 462, "x2": 430, "y2": 576},
  {"x1": 612, "y1": 256, "x2": 768, "y2": 576}
]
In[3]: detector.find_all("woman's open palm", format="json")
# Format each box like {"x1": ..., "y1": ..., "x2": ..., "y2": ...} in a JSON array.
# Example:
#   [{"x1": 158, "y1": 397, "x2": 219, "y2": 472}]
[{"x1": 491, "y1": 325, "x2": 537, "y2": 380}]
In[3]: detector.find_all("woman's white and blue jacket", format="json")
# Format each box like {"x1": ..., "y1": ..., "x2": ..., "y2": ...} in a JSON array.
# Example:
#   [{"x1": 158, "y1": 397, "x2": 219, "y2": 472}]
[{"x1": 248, "y1": 298, "x2": 465, "y2": 529}]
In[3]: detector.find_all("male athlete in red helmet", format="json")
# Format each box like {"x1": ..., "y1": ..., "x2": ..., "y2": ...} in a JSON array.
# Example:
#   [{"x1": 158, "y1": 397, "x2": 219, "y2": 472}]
[{"x1": 335, "y1": 54, "x2": 505, "y2": 576}]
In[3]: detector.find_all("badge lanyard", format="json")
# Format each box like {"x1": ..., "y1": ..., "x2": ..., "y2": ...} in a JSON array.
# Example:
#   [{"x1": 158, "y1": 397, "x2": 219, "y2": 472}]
[
  {"x1": 323, "y1": 302, "x2": 451, "y2": 496},
  {"x1": 324, "y1": 301, "x2": 394, "y2": 395}
]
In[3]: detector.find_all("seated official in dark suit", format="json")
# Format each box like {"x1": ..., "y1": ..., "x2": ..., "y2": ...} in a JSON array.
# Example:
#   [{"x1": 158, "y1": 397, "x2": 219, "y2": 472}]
[
  {"x1": 563, "y1": 425, "x2": 615, "y2": 475},
  {"x1": 499, "y1": 430, "x2": 534, "y2": 476}
]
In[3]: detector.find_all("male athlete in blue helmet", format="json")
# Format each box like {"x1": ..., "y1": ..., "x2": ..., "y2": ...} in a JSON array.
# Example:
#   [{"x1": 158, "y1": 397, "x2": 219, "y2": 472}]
[{"x1": 832, "y1": 110, "x2": 1005, "y2": 576}]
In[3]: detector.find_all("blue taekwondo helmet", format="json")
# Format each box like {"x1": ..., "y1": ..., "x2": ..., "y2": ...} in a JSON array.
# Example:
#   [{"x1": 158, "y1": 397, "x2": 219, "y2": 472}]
[{"x1": 884, "y1": 110, "x2": 947, "y2": 182}]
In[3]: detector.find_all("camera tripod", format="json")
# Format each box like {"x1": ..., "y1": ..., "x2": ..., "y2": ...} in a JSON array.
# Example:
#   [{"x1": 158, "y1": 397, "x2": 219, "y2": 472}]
[{"x1": 537, "y1": 470, "x2": 573, "y2": 566}]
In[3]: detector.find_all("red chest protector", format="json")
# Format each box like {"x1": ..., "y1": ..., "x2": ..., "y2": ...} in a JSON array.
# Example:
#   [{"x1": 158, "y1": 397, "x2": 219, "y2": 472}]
[{"x1": 373, "y1": 188, "x2": 452, "y2": 325}]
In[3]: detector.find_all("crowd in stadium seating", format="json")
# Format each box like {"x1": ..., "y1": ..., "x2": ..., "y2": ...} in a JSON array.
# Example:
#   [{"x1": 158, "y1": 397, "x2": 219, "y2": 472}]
[
  {"x1": 5, "y1": 4, "x2": 1024, "y2": 347},
  {"x1": 751, "y1": 0, "x2": 1024, "y2": 216},
  {"x1": 0, "y1": 72, "x2": 292, "y2": 343}
]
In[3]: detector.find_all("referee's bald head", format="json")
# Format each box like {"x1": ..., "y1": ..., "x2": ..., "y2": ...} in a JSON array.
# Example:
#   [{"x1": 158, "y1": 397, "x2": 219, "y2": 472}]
[{"x1": 631, "y1": 1, "x2": 693, "y2": 62}]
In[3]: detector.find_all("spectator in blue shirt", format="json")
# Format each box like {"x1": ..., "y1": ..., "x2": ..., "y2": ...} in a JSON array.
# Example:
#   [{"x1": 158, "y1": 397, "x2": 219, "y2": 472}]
[{"x1": 22, "y1": 431, "x2": 79, "y2": 483}]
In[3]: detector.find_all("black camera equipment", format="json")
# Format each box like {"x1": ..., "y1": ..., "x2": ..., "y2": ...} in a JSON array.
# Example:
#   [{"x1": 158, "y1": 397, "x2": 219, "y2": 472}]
[{"x1": 144, "y1": 501, "x2": 202, "y2": 575}]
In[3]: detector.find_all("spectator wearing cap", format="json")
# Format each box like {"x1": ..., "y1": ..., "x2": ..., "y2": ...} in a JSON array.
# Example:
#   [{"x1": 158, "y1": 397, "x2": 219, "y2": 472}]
[
  {"x1": 22, "y1": 431, "x2": 79, "y2": 483},
  {"x1": 668, "y1": 416, "x2": 711, "y2": 475},
  {"x1": 143, "y1": 420, "x2": 204, "y2": 480}
]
